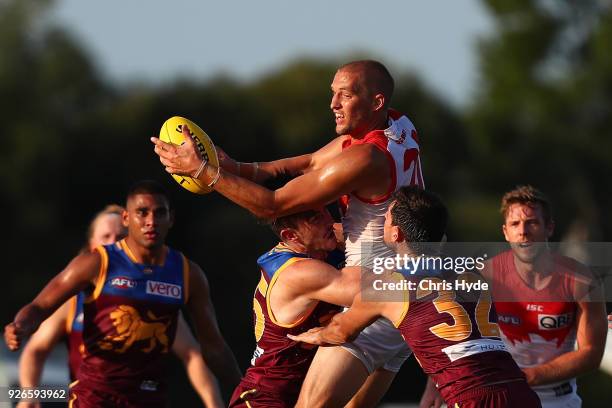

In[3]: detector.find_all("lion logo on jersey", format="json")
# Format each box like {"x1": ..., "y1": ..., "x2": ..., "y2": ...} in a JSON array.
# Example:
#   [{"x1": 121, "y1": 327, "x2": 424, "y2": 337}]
[{"x1": 97, "y1": 305, "x2": 171, "y2": 353}]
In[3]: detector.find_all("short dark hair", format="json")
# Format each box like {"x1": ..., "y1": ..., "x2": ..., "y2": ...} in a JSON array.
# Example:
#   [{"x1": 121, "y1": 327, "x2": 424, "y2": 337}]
[
  {"x1": 126, "y1": 180, "x2": 170, "y2": 206},
  {"x1": 500, "y1": 185, "x2": 552, "y2": 224},
  {"x1": 390, "y1": 186, "x2": 448, "y2": 244},
  {"x1": 339, "y1": 60, "x2": 394, "y2": 107}
]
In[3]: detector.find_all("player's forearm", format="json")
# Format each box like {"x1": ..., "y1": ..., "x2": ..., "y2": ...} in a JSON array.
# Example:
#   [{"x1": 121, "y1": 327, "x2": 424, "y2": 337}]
[
  {"x1": 13, "y1": 304, "x2": 49, "y2": 336},
  {"x1": 199, "y1": 165, "x2": 288, "y2": 219},
  {"x1": 523, "y1": 348, "x2": 603, "y2": 386},
  {"x1": 200, "y1": 340, "x2": 242, "y2": 397},
  {"x1": 184, "y1": 351, "x2": 225, "y2": 408},
  {"x1": 19, "y1": 345, "x2": 49, "y2": 387}
]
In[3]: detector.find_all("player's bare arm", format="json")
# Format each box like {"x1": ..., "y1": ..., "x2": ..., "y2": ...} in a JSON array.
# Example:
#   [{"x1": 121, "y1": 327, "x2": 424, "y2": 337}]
[
  {"x1": 185, "y1": 261, "x2": 242, "y2": 394},
  {"x1": 521, "y1": 278, "x2": 607, "y2": 385},
  {"x1": 217, "y1": 135, "x2": 347, "y2": 183},
  {"x1": 4, "y1": 251, "x2": 101, "y2": 351},
  {"x1": 172, "y1": 313, "x2": 225, "y2": 408},
  {"x1": 153, "y1": 129, "x2": 388, "y2": 218},
  {"x1": 19, "y1": 300, "x2": 71, "y2": 388},
  {"x1": 288, "y1": 291, "x2": 393, "y2": 346}
]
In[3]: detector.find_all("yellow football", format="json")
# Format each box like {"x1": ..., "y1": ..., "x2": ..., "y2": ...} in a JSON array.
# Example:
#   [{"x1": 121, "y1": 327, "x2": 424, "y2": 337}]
[{"x1": 159, "y1": 116, "x2": 219, "y2": 194}]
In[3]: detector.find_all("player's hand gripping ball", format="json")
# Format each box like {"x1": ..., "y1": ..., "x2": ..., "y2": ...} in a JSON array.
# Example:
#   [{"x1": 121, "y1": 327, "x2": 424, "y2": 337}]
[{"x1": 159, "y1": 116, "x2": 219, "y2": 194}]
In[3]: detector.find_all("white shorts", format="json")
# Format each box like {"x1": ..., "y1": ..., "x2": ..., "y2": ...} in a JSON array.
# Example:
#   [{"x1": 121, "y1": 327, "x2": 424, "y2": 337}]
[
  {"x1": 533, "y1": 381, "x2": 581, "y2": 408},
  {"x1": 341, "y1": 317, "x2": 412, "y2": 374}
]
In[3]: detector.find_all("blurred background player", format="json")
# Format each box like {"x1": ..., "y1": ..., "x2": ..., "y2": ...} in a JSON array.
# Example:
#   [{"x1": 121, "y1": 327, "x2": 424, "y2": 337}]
[
  {"x1": 420, "y1": 185, "x2": 607, "y2": 408},
  {"x1": 152, "y1": 59, "x2": 423, "y2": 407},
  {"x1": 5, "y1": 180, "x2": 241, "y2": 407},
  {"x1": 17, "y1": 204, "x2": 224, "y2": 408},
  {"x1": 290, "y1": 186, "x2": 541, "y2": 408}
]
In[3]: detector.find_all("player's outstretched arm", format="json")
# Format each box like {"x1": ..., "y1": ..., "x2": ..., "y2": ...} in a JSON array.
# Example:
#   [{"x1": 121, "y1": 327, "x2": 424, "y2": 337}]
[
  {"x1": 521, "y1": 279, "x2": 607, "y2": 385},
  {"x1": 172, "y1": 312, "x2": 225, "y2": 408},
  {"x1": 418, "y1": 376, "x2": 444, "y2": 408},
  {"x1": 153, "y1": 127, "x2": 383, "y2": 218},
  {"x1": 185, "y1": 261, "x2": 242, "y2": 397},
  {"x1": 288, "y1": 292, "x2": 384, "y2": 346},
  {"x1": 4, "y1": 252, "x2": 100, "y2": 351},
  {"x1": 18, "y1": 300, "x2": 71, "y2": 389}
]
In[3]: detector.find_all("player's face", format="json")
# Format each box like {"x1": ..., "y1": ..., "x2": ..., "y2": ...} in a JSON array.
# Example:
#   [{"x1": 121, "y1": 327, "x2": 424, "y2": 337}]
[
  {"x1": 295, "y1": 209, "x2": 337, "y2": 253},
  {"x1": 90, "y1": 213, "x2": 126, "y2": 249},
  {"x1": 124, "y1": 194, "x2": 173, "y2": 249},
  {"x1": 383, "y1": 202, "x2": 401, "y2": 248},
  {"x1": 503, "y1": 203, "x2": 553, "y2": 263},
  {"x1": 330, "y1": 68, "x2": 377, "y2": 137}
]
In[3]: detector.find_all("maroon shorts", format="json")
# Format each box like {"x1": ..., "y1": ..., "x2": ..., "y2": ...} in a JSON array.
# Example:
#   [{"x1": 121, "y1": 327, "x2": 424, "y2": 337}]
[
  {"x1": 69, "y1": 381, "x2": 165, "y2": 408},
  {"x1": 229, "y1": 381, "x2": 297, "y2": 408},
  {"x1": 448, "y1": 380, "x2": 541, "y2": 408}
]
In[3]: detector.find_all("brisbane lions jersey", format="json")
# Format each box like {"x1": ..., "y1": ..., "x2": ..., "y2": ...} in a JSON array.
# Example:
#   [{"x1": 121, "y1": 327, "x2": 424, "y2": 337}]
[
  {"x1": 77, "y1": 239, "x2": 187, "y2": 397},
  {"x1": 241, "y1": 244, "x2": 342, "y2": 401},
  {"x1": 66, "y1": 292, "x2": 85, "y2": 381},
  {"x1": 491, "y1": 250, "x2": 579, "y2": 392},
  {"x1": 394, "y1": 268, "x2": 525, "y2": 402}
]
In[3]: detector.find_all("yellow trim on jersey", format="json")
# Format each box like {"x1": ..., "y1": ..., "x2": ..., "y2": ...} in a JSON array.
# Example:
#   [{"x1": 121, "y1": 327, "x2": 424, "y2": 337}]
[
  {"x1": 65, "y1": 296, "x2": 78, "y2": 334},
  {"x1": 256, "y1": 274, "x2": 268, "y2": 297},
  {"x1": 84, "y1": 246, "x2": 109, "y2": 303},
  {"x1": 392, "y1": 272, "x2": 410, "y2": 328},
  {"x1": 119, "y1": 239, "x2": 139, "y2": 263},
  {"x1": 240, "y1": 388, "x2": 257, "y2": 407},
  {"x1": 182, "y1": 254, "x2": 190, "y2": 304},
  {"x1": 265, "y1": 257, "x2": 313, "y2": 328}
]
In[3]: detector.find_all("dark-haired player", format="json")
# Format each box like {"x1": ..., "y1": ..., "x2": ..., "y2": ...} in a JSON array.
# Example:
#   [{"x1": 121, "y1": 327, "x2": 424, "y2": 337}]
[
  {"x1": 5, "y1": 180, "x2": 241, "y2": 407},
  {"x1": 290, "y1": 186, "x2": 541, "y2": 407}
]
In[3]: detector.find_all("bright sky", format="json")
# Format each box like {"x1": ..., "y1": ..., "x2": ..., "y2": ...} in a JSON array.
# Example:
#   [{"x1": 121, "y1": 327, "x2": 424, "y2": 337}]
[{"x1": 49, "y1": 0, "x2": 494, "y2": 106}]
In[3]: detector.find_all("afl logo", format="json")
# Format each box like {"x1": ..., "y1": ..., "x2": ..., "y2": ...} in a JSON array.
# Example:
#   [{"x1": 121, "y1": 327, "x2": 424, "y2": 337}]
[
  {"x1": 111, "y1": 276, "x2": 137, "y2": 289},
  {"x1": 538, "y1": 313, "x2": 573, "y2": 330}
]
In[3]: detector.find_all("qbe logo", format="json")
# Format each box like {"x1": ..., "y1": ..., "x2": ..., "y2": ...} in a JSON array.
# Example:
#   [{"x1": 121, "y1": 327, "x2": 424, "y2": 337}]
[
  {"x1": 146, "y1": 280, "x2": 182, "y2": 300},
  {"x1": 538, "y1": 313, "x2": 573, "y2": 330}
]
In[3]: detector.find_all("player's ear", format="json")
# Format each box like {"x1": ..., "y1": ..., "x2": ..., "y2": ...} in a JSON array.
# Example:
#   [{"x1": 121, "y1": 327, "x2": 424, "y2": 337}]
[
  {"x1": 169, "y1": 209, "x2": 175, "y2": 228},
  {"x1": 280, "y1": 228, "x2": 299, "y2": 244},
  {"x1": 502, "y1": 223, "x2": 509, "y2": 242},
  {"x1": 122, "y1": 209, "x2": 129, "y2": 227},
  {"x1": 394, "y1": 226, "x2": 405, "y2": 243},
  {"x1": 373, "y1": 93, "x2": 385, "y2": 112},
  {"x1": 546, "y1": 219, "x2": 555, "y2": 238}
]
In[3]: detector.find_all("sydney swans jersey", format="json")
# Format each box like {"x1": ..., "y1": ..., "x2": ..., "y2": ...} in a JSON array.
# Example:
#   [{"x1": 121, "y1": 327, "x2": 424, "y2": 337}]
[
  {"x1": 491, "y1": 250, "x2": 579, "y2": 391},
  {"x1": 241, "y1": 244, "x2": 342, "y2": 401},
  {"x1": 66, "y1": 293, "x2": 85, "y2": 381},
  {"x1": 341, "y1": 109, "x2": 425, "y2": 267},
  {"x1": 394, "y1": 269, "x2": 525, "y2": 402},
  {"x1": 78, "y1": 240, "x2": 188, "y2": 395}
]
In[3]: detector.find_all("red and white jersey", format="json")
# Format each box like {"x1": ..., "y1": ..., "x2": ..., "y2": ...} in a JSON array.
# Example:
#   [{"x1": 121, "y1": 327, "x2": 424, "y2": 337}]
[
  {"x1": 340, "y1": 109, "x2": 425, "y2": 267},
  {"x1": 491, "y1": 250, "x2": 579, "y2": 393}
]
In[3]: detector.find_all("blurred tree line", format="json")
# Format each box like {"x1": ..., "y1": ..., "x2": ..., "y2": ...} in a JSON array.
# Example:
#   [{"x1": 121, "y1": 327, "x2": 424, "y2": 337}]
[{"x1": 1, "y1": 0, "x2": 610, "y2": 405}]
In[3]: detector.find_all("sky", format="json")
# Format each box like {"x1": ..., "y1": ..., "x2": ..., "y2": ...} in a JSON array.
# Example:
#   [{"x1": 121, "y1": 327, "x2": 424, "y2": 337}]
[{"x1": 48, "y1": 0, "x2": 494, "y2": 107}]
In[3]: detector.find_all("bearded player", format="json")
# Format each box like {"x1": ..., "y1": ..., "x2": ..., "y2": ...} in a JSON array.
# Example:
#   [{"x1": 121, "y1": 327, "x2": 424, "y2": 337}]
[
  {"x1": 153, "y1": 60, "x2": 424, "y2": 407},
  {"x1": 5, "y1": 180, "x2": 241, "y2": 407},
  {"x1": 290, "y1": 186, "x2": 542, "y2": 407}
]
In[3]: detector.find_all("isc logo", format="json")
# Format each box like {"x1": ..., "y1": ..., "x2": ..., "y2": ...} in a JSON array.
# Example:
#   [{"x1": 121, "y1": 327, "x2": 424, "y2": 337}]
[
  {"x1": 538, "y1": 313, "x2": 573, "y2": 330},
  {"x1": 526, "y1": 304, "x2": 544, "y2": 312},
  {"x1": 146, "y1": 280, "x2": 182, "y2": 300}
]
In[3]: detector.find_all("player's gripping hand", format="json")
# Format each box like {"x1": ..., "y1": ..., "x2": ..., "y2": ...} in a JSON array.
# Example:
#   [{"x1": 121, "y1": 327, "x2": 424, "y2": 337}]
[
  {"x1": 287, "y1": 327, "x2": 326, "y2": 346},
  {"x1": 215, "y1": 146, "x2": 237, "y2": 172},
  {"x1": 151, "y1": 125, "x2": 203, "y2": 177},
  {"x1": 4, "y1": 321, "x2": 30, "y2": 351}
]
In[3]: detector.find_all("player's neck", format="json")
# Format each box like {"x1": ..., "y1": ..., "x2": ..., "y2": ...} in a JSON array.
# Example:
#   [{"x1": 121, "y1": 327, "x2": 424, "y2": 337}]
[
  {"x1": 349, "y1": 111, "x2": 389, "y2": 140},
  {"x1": 513, "y1": 252, "x2": 553, "y2": 290},
  {"x1": 283, "y1": 241, "x2": 326, "y2": 260},
  {"x1": 123, "y1": 236, "x2": 166, "y2": 266}
]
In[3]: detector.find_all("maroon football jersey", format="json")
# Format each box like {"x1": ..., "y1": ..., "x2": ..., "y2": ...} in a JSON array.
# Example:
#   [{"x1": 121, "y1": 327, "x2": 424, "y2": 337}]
[
  {"x1": 395, "y1": 269, "x2": 525, "y2": 402},
  {"x1": 76, "y1": 241, "x2": 187, "y2": 400},
  {"x1": 65, "y1": 294, "x2": 85, "y2": 381},
  {"x1": 237, "y1": 244, "x2": 342, "y2": 403}
]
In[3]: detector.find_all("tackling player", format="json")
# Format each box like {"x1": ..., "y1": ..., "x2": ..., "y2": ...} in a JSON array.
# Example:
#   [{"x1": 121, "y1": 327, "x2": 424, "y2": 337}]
[
  {"x1": 289, "y1": 186, "x2": 542, "y2": 407},
  {"x1": 153, "y1": 59, "x2": 424, "y2": 407},
  {"x1": 5, "y1": 180, "x2": 241, "y2": 407}
]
